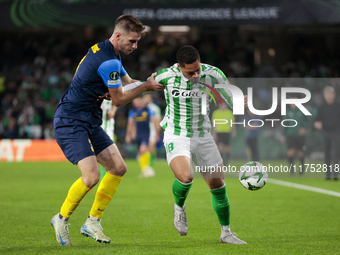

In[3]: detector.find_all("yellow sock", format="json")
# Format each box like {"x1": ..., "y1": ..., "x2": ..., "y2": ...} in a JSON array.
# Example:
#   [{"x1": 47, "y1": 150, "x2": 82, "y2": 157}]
[
  {"x1": 60, "y1": 177, "x2": 90, "y2": 218},
  {"x1": 139, "y1": 152, "x2": 150, "y2": 172},
  {"x1": 89, "y1": 172, "x2": 123, "y2": 218}
]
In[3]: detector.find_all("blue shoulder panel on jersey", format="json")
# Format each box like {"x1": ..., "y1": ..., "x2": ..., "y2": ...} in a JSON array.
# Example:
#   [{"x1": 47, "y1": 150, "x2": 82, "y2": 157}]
[
  {"x1": 148, "y1": 108, "x2": 155, "y2": 117},
  {"x1": 97, "y1": 59, "x2": 124, "y2": 88},
  {"x1": 128, "y1": 109, "x2": 134, "y2": 119},
  {"x1": 121, "y1": 66, "x2": 127, "y2": 77}
]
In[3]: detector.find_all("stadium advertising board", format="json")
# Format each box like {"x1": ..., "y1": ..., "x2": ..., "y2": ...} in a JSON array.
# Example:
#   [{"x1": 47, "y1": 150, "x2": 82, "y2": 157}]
[
  {"x1": 0, "y1": 139, "x2": 67, "y2": 162},
  {"x1": 1, "y1": 1, "x2": 340, "y2": 27}
]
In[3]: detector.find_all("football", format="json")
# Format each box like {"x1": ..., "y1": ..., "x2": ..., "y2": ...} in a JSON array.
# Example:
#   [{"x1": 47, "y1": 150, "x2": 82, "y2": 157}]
[{"x1": 239, "y1": 161, "x2": 268, "y2": 190}]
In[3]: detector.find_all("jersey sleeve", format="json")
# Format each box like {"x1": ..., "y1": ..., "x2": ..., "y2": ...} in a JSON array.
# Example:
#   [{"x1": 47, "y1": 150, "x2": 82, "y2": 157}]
[
  {"x1": 97, "y1": 59, "x2": 123, "y2": 88},
  {"x1": 128, "y1": 109, "x2": 134, "y2": 119},
  {"x1": 120, "y1": 66, "x2": 127, "y2": 76},
  {"x1": 123, "y1": 68, "x2": 171, "y2": 92},
  {"x1": 154, "y1": 68, "x2": 172, "y2": 87},
  {"x1": 123, "y1": 81, "x2": 143, "y2": 92},
  {"x1": 148, "y1": 107, "x2": 155, "y2": 118}
]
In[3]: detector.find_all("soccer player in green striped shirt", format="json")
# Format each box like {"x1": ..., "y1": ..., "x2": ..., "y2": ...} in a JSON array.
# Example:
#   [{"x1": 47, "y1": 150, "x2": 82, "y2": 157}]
[{"x1": 125, "y1": 45, "x2": 247, "y2": 244}]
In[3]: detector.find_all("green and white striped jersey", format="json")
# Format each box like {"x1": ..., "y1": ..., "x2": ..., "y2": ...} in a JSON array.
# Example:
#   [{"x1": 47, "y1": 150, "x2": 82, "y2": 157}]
[{"x1": 154, "y1": 63, "x2": 233, "y2": 138}]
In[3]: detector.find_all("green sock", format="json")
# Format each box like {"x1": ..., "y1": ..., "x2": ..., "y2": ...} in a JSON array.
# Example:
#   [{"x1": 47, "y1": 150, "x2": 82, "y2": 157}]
[
  {"x1": 99, "y1": 165, "x2": 106, "y2": 182},
  {"x1": 150, "y1": 152, "x2": 155, "y2": 168},
  {"x1": 172, "y1": 179, "x2": 192, "y2": 207},
  {"x1": 210, "y1": 184, "x2": 230, "y2": 226}
]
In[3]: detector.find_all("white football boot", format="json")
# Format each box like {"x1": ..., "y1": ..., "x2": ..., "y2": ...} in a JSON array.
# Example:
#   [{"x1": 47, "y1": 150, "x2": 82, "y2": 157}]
[
  {"x1": 220, "y1": 229, "x2": 247, "y2": 244},
  {"x1": 142, "y1": 167, "x2": 155, "y2": 178},
  {"x1": 80, "y1": 217, "x2": 111, "y2": 244},
  {"x1": 174, "y1": 204, "x2": 188, "y2": 236},
  {"x1": 51, "y1": 213, "x2": 72, "y2": 246}
]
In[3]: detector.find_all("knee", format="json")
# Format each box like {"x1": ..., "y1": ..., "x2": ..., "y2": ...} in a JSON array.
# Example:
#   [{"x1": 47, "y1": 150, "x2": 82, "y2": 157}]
[
  {"x1": 108, "y1": 162, "x2": 127, "y2": 177},
  {"x1": 82, "y1": 173, "x2": 100, "y2": 188},
  {"x1": 177, "y1": 173, "x2": 193, "y2": 184},
  {"x1": 208, "y1": 179, "x2": 225, "y2": 190},
  {"x1": 118, "y1": 163, "x2": 127, "y2": 176}
]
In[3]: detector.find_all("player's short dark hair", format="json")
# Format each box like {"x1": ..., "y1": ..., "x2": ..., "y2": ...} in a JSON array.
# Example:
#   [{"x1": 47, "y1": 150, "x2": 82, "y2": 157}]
[
  {"x1": 176, "y1": 45, "x2": 201, "y2": 67},
  {"x1": 114, "y1": 15, "x2": 145, "y2": 34}
]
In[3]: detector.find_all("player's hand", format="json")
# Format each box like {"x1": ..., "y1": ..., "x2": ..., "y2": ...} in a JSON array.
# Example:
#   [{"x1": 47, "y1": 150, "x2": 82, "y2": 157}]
[
  {"x1": 298, "y1": 128, "x2": 306, "y2": 135},
  {"x1": 125, "y1": 135, "x2": 131, "y2": 144},
  {"x1": 98, "y1": 92, "x2": 111, "y2": 101},
  {"x1": 244, "y1": 95, "x2": 248, "y2": 108},
  {"x1": 145, "y1": 73, "x2": 164, "y2": 92},
  {"x1": 314, "y1": 121, "x2": 322, "y2": 130},
  {"x1": 108, "y1": 110, "x2": 115, "y2": 119},
  {"x1": 280, "y1": 136, "x2": 285, "y2": 144}
]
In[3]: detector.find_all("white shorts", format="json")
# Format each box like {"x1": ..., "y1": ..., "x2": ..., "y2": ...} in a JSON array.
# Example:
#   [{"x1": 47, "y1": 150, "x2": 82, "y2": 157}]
[{"x1": 163, "y1": 130, "x2": 223, "y2": 167}]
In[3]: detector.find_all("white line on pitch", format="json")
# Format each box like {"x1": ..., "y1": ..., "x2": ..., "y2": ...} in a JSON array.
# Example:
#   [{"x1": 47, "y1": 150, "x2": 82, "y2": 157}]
[{"x1": 268, "y1": 179, "x2": 340, "y2": 197}]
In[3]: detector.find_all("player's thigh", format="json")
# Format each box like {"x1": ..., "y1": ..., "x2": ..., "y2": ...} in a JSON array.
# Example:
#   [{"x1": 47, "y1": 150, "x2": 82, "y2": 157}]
[
  {"x1": 164, "y1": 131, "x2": 192, "y2": 182},
  {"x1": 163, "y1": 131, "x2": 191, "y2": 165},
  {"x1": 192, "y1": 135, "x2": 223, "y2": 169},
  {"x1": 54, "y1": 117, "x2": 96, "y2": 164},
  {"x1": 90, "y1": 126, "x2": 114, "y2": 155},
  {"x1": 96, "y1": 144, "x2": 127, "y2": 176}
]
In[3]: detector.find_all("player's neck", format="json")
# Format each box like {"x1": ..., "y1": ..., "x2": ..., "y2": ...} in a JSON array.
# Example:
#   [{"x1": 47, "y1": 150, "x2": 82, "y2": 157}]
[{"x1": 109, "y1": 37, "x2": 120, "y2": 55}]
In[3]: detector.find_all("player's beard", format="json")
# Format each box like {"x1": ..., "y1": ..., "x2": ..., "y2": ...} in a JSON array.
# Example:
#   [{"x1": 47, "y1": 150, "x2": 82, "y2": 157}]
[
  {"x1": 122, "y1": 46, "x2": 134, "y2": 55},
  {"x1": 118, "y1": 44, "x2": 133, "y2": 55}
]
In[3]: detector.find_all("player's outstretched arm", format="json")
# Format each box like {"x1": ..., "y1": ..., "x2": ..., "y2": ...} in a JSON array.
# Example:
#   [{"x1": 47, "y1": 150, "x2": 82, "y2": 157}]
[
  {"x1": 121, "y1": 73, "x2": 139, "y2": 85},
  {"x1": 150, "y1": 116, "x2": 161, "y2": 142},
  {"x1": 125, "y1": 118, "x2": 135, "y2": 144},
  {"x1": 109, "y1": 73, "x2": 164, "y2": 107}
]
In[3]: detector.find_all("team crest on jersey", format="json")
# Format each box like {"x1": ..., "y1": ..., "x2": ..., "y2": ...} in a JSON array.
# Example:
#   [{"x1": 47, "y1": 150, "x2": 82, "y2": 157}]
[
  {"x1": 174, "y1": 81, "x2": 181, "y2": 88},
  {"x1": 110, "y1": 72, "x2": 119, "y2": 80}
]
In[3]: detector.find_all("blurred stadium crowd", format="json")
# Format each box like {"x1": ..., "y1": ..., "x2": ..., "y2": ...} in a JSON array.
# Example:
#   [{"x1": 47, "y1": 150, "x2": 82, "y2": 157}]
[{"x1": 0, "y1": 25, "x2": 339, "y2": 158}]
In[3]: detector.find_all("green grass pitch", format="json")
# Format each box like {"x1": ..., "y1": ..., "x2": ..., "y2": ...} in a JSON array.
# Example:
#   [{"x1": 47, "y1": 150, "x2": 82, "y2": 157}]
[{"x1": 0, "y1": 160, "x2": 339, "y2": 254}]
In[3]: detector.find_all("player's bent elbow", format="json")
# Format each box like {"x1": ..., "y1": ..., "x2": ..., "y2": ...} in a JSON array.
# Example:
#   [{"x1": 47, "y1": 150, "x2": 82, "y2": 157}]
[{"x1": 111, "y1": 97, "x2": 123, "y2": 107}]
